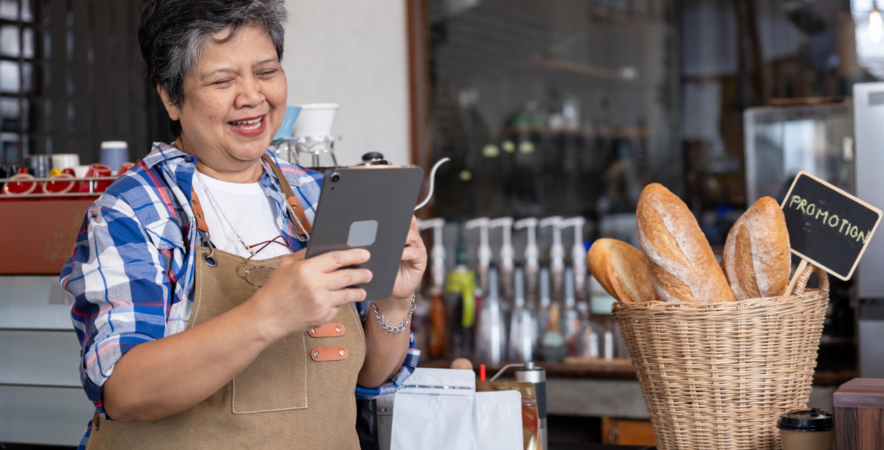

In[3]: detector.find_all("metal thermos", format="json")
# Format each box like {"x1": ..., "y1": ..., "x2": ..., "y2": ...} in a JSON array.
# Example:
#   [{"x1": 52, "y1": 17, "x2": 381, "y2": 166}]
[
  {"x1": 24, "y1": 155, "x2": 51, "y2": 178},
  {"x1": 515, "y1": 362, "x2": 547, "y2": 450}
]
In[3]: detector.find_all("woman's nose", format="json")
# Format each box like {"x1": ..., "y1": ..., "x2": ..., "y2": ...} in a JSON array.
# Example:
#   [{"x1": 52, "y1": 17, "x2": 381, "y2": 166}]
[{"x1": 235, "y1": 78, "x2": 265, "y2": 109}]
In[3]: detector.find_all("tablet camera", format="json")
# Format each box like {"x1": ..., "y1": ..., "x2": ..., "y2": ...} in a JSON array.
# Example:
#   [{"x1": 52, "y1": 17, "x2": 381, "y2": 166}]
[{"x1": 331, "y1": 172, "x2": 341, "y2": 183}]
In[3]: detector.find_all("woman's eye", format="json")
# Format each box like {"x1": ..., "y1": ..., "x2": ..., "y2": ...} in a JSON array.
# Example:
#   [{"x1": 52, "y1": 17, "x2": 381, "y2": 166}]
[
  {"x1": 258, "y1": 70, "x2": 276, "y2": 77},
  {"x1": 211, "y1": 79, "x2": 232, "y2": 86}
]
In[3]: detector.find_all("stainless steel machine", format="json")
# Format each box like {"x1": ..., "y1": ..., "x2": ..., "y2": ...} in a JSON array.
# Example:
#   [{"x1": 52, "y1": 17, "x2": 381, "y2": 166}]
[{"x1": 853, "y1": 82, "x2": 884, "y2": 378}]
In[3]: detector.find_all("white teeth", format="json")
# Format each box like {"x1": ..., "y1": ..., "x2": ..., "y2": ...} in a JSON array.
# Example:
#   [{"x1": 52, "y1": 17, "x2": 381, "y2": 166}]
[{"x1": 231, "y1": 116, "x2": 263, "y2": 130}]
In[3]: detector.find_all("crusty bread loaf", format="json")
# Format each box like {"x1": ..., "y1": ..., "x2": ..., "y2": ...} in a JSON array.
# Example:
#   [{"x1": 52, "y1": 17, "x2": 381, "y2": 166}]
[
  {"x1": 636, "y1": 183, "x2": 736, "y2": 303},
  {"x1": 588, "y1": 239, "x2": 659, "y2": 303},
  {"x1": 721, "y1": 196, "x2": 791, "y2": 300}
]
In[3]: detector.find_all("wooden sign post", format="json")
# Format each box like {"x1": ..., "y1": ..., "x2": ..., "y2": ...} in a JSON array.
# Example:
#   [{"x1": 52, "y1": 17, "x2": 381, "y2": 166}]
[{"x1": 781, "y1": 171, "x2": 883, "y2": 294}]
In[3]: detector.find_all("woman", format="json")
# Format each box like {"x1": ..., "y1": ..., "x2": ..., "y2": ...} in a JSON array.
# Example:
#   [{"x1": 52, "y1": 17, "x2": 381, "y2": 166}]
[{"x1": 60, "y1": 1, "x2": 425, "y2": 448}]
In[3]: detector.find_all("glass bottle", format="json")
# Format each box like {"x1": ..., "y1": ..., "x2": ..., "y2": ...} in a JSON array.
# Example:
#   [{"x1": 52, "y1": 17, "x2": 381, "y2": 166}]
[
  {"x1": 476, "y1": 265, "x2": 505, "y2": 365},
  {"x1": 508, "y1": 265, "x2": 534, "y2": 362},
  {"x1": 536, "y1": 265, "x2": 552, "y2": 349},
  {"x1": 447, "y1": 224, "x2": 477, "y2": 358},
  {"x1": 562, "y1": 266, "x2": 582, "y2": 355}
]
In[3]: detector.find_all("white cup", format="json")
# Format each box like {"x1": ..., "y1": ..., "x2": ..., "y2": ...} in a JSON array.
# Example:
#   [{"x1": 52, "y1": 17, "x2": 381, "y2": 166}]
[
  {"x1": 292, "y1": 103, "x2": 339, "y2": 137},
  {"x1": 73, "y1": 165, "x2": 90, "y2": 178},
  {"x1": 51, "y1": 154, "x2": 80, "y2": 172}
]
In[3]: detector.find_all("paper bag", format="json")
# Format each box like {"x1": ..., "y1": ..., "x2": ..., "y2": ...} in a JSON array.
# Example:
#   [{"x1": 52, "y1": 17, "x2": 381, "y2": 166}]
[
  {"x1": 477, "y1": 381, "x2": 539, "y2": 450},
  {"x1": 390, "y1": 368, "x2": 476, "y2": 450},
  {"x1": 475, "y1": 390, "x2": 523, "y2": 450}
]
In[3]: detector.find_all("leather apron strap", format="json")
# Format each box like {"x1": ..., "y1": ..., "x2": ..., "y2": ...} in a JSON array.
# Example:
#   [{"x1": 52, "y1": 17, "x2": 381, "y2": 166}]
[{"x1": 262, "y1": 154, "x2": 312, "y2": 240}]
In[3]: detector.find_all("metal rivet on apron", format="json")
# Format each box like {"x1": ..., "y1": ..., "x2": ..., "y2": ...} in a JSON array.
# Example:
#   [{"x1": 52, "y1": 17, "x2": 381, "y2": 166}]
[
  {"x1": 196, "y1": 212, "x2": 202, "y2": 219},
  {"x1": 291, "y1": 204, "x2": 298, "y2": 209},
  {"x1": 310, "y1": 329, "x2": 315, "y2": 334},
  {"x1": 336, "y1": 326, "x2": 342, "y2": 333},
  {"x1": 313, "y1": 351, "x2": 320, "y2": 358},
  {"x1": 339, "y1": 349, "x2": 345, "y2": 356}
]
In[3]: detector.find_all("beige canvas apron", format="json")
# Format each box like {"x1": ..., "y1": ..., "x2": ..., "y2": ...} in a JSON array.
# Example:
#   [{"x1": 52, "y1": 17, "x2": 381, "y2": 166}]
[{"x1": 86, "y1": 158, "x2": 366, "y2": 449}]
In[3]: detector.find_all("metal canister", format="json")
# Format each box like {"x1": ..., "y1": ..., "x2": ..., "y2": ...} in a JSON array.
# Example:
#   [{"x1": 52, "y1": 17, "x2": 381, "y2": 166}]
[
  {"x1": 515, "y1": 362, "x2": 547, "y2": 450},
  {"x1": 24, "y1": 155, "x2": 52, "y2": 178}
]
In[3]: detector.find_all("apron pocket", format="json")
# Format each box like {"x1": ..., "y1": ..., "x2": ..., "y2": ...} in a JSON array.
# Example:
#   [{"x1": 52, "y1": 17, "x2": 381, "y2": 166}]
[{"x1": 232, "y1": 332, "x2": 308, "y2": 413}]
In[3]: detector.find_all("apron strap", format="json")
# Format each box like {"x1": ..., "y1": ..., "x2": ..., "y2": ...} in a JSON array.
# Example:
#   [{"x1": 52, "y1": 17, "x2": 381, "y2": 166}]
[
  {"x1": 261, "y1": 154, "x2": 312, "y2": 240},
  {"x1": 188, "y1": 155, "x2": 312, "y2": 241},
  {"x1": 191, "y1": 189, "x2": 210, "y2": 233}
]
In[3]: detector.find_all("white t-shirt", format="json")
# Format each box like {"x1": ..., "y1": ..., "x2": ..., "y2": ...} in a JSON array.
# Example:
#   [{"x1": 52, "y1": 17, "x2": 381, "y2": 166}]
[{"x1": 192, "y1": 171, "x2": 292, "y2": 260}]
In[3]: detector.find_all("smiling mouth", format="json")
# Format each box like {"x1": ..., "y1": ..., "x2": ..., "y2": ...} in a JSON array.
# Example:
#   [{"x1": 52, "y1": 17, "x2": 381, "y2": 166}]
[{"x1": 229, "y1": 115, "x2": 264, "y2": 131}]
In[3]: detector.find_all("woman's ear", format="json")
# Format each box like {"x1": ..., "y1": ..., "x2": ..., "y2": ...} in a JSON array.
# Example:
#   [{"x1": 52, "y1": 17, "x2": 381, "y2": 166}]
[{"x1": 157, "y1": 86, "x2": 181, "y2": 122}]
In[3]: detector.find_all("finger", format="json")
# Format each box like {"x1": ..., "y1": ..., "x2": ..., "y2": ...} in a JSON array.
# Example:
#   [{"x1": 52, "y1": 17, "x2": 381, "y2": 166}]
[
  {"x1": 330, "y1": 287, "x2": 368, "y2": 305},
  {"x1": 405, "y1": 217, "x2": 422, "y2": 247},
  {"x1": 325, "y1": 267, "x2": 373, "y2": 291},
  {"x1": 312, "y1": 249, "x2": 370, "y2": 272},
  {"x1": 401, "y1": 246, "x2": 424, "y2": 263}
]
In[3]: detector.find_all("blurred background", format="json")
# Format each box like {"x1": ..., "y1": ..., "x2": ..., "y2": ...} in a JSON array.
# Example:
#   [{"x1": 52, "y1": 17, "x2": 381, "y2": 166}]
[{"x1": 4, "y1": 0, "x2": 884, "y2": 448}]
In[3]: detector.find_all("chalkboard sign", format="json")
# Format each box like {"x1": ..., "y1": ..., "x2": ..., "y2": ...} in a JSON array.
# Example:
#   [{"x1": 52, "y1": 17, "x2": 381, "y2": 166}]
[{"x1": 780, "y1": 171, "x2": 883, "y2": 281}]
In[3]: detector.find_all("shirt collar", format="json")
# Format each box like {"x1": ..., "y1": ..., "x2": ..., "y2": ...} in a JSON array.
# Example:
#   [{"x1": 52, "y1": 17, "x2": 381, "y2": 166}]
[
  {"x1": 143, "y1": 142, "x2": 189, "y2": 168},
  {"x1": 143, "y1": 142, "x2": 285, "y2": 190}
]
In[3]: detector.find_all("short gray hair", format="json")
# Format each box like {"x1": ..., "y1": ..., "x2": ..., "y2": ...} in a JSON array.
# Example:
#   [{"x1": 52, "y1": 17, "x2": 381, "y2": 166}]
[{"x1": 138, "y1": 0, "x2": 288, "y2": 135}]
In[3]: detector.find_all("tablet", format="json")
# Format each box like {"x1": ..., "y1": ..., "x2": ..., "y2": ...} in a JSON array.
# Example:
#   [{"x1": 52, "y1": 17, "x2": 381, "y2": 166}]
[{"x1": 305, "y1": 165, "x2": 424, "y2": 300}]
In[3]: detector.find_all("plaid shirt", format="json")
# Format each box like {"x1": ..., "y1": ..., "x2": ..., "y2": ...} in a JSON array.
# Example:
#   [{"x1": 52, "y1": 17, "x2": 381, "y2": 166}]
[{"x1": 61, "y1": 143, "x2": 419, "y2": 447}]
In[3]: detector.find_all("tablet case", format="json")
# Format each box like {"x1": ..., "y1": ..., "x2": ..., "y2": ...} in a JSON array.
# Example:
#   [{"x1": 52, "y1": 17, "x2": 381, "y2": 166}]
[{"x1": 306, "y1": 165, "x2": 424, "y2": 300}]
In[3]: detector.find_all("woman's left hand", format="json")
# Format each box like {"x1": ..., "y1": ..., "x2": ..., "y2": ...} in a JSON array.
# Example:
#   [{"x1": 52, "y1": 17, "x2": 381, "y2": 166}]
[{"x1": 389, "y1": 216, "x2": 427, "y2": 301}]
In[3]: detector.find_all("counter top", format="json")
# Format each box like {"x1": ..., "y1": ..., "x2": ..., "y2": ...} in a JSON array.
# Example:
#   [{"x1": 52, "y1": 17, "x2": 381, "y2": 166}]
[
  {"x1": 550, "y1": 445, "x2": 654, "y2": 450},
  {"x1": 419, "y1": 359, "x2": 856, "y2": 386}
]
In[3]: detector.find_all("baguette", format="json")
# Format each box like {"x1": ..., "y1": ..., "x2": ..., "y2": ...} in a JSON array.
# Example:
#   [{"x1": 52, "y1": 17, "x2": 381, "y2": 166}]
[
  {"x1": 636, "y1": 183, "x2": 736, "y2": 303},
  {"x1": 588, "y1": 238, "x2": 659, "y2": 303},
  {"x1": 721, "y1": 196, "x2": 791, "y2": 300}
]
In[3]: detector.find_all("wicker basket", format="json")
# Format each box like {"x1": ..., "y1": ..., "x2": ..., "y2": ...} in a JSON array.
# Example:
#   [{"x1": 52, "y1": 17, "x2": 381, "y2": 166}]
[{"x1": 612, "y1": 264, "x2": 830, "y2": 450}]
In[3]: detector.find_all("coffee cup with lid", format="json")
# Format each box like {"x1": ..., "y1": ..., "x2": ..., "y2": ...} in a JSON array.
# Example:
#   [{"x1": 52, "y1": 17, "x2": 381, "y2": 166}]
[{"x1": 777, "y1": 408, "x2": 834, "y2": 450}]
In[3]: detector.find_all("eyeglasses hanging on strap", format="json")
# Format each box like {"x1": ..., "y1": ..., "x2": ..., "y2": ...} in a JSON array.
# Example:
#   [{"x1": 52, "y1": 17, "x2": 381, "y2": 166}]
[{"x1": 240, "y1": 235, "x2": 297, "y2": 287}]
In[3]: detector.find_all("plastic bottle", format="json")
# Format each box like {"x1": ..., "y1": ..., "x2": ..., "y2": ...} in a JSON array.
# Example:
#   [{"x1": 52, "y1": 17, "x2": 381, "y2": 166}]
[
  {"x1": 537, "y1": 265, "x2": 551, "y2": 349},
  {"x1": 466, "y1": 218, "x2": 491, "y2": 306},
  {"x1": 514, "y1": 218, "x2": 540, "y2": 279},
  {"x1": 489, "y1": 217, "x2": 515, "y2": 312},
  {"x1": 539, "y1": 303, "x2": 567, "y2": 362},
  {"x1": 418, "y1": 218, "x2": 447, "y2": 358},
  {"x1": 561, "y1": 217, "x2": 588, "y2": 301},
  {"x1": 447, "y1": 222, "x2": 477, "y2": 358},
  {"x1": 475, "y1": 265, "x2": 506, "y2": 365},
  {"x1": 540, "y1": 217, "x2": 566, "y2": 350},
  {"x1": 514, "y1": 218, "x2": 540, "y2": 345},
  {"x1": 576, "y1": 273, "x2": 620, "y2": 361},
  {"x1": 562, "y1": 266, "x2": 582, "y2": 355},
  {"x1": 465, "y1": 217, "x2": 492, "y2": 287},
  {"x1": 539, "y1": 216, "x2": 565, "y2": 286},
  {"x1": 507, "y1": 265, "x2": 534, "y2": 362}
]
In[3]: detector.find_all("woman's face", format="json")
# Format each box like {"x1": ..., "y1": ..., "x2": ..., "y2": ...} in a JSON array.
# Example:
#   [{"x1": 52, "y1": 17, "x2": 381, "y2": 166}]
[{"x1": 162, "y1": 23, "x2": 287, "y2": 173}]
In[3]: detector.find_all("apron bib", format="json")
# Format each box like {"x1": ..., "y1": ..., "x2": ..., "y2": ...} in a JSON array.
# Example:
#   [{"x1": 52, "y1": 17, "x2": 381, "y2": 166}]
[{"x1": 86, "y1": 158, "x2": 366, "y2": 449}]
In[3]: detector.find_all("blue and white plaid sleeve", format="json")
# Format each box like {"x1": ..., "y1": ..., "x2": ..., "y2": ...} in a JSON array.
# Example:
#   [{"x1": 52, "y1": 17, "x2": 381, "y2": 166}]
[
  {"x1": 61, "y1": 194, "x2": 175, "y2": 419},
  {"x1": 354, "y1": 301, "x2": 421, "y2": 399}
]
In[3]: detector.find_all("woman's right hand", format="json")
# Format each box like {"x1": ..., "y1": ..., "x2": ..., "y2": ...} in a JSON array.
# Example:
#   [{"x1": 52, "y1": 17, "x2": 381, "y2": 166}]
[{"x1": 249, "y1": 248, "x2": 373, "y2": 343}]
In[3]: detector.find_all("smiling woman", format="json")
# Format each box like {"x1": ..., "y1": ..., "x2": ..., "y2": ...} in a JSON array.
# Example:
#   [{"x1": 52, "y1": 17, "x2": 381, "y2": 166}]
[
  {"x1": 140, "y1": 0, "x2": 289, "y2": 181},
  {"x1": 163, "y1": 24, "x2": 287, "y2": 181},
  {"x1": 60, "y1": 1, "x2": 424, "y2": 449}
]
